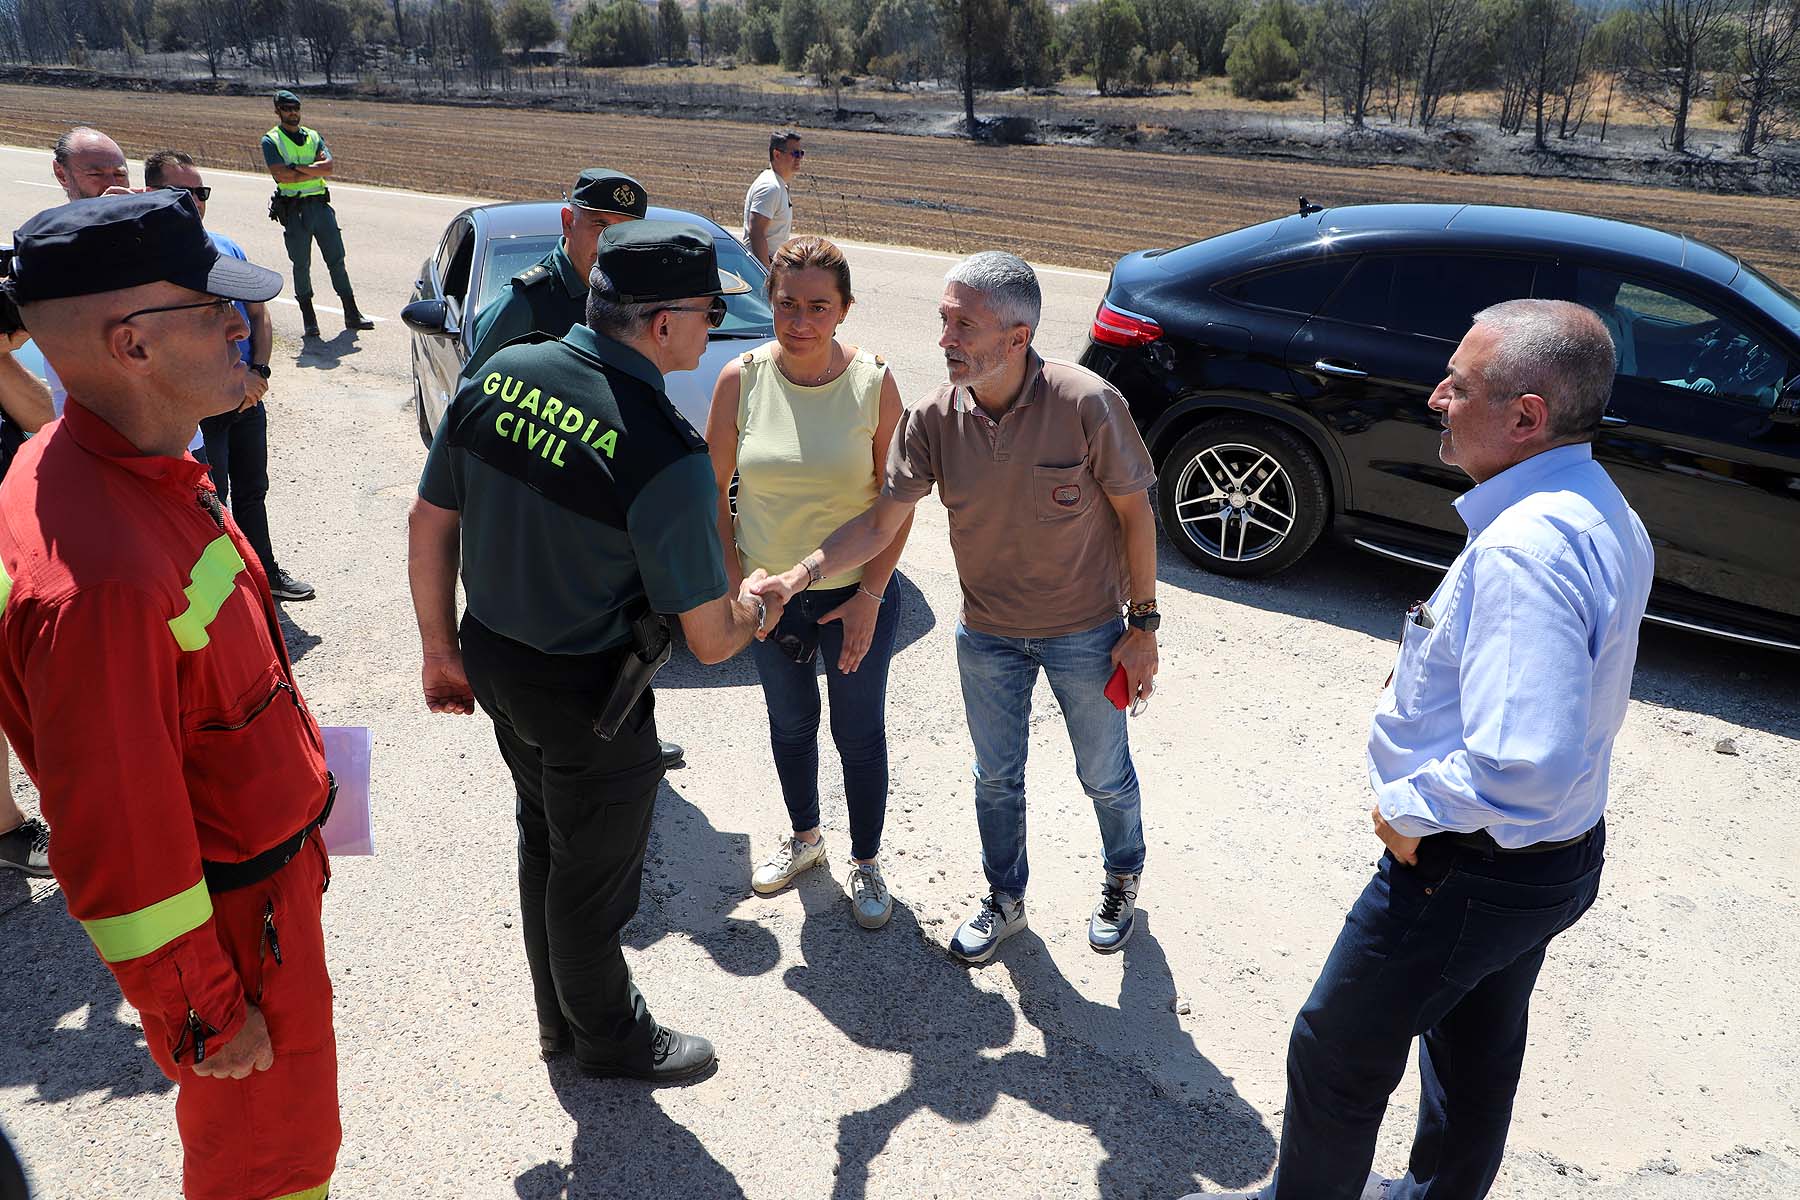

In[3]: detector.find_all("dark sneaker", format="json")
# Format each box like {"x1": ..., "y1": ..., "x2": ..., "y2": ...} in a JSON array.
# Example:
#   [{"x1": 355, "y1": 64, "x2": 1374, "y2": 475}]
[
  {"x1": 269, "y1": 569, "x2": 315, "y2": 603},
  {"x1": 0, "y1": 817, "x2": 50, "y2": 877},
  {"x1": 1088, "y1": 872, "x2": 1139, "y2": 954},
  {"x1": 659, "y1": 739, "x2": 684, "y2": 769},
  {"x1": 949, "y1": 892, "x2": 1026, "y2": 964},
  {"x1": 581, "y1": 1025, "x2": 715, "y2": 1083},
  {"x1": 539, "y1": 1020, "x2": 570, "y2": 1061}
]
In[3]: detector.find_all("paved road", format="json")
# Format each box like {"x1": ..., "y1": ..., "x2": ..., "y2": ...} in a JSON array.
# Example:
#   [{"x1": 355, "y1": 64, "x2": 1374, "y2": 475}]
[{"x1": 2, "y1": 144, "x2": 1797, "y2": 1200}]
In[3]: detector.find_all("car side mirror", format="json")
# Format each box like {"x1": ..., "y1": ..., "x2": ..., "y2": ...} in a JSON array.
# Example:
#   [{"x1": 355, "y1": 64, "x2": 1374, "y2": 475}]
[{"x1": 401, "y1": 298, "x2": 457, "y2": 338}]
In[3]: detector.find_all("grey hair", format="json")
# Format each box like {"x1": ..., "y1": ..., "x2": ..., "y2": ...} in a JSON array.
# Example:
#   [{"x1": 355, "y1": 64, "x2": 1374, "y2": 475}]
[
  {"x1": 945, "y1": 251, "x2": 1041, "y2": 335},
  {"x1": 585, "y1": 267, "x2": 662, "y2": 340},
  {"x1": 1470, "y1": 299, "x2": 1617, "y2": 441},
  {"x1": 53, "y1": 126, "x2": 107, "y2": 167}
]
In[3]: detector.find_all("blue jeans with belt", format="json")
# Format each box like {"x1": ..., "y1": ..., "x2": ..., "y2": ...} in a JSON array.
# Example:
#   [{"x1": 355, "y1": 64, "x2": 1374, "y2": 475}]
[
  {"x1": 954, "y1": 616, "x2": 1145, "y2": 900},
  {"x1": 748, "y1": 582, "x2": 901, "y2": 862},
  {"x1": 1272, "y1": 821, "x2": 1606, "y2": 1200}
]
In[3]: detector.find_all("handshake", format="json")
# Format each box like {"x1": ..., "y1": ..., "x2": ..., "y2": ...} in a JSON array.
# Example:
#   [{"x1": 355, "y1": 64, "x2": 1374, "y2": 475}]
[{"x1": 735, "y1": 557, "x2": 818, "y2": 642}]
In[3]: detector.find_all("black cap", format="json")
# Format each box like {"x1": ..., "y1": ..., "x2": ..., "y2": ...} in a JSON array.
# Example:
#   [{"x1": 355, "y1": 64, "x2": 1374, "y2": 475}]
[
  {"x1": 274, "y1": 89, "x2": 300, "y2": 107},
  {"x1": 569, "y1": 169, "x2": 648, "y2": 218},
  {"x1": 594, "y1": 220, "x2": 750, "y2": 304},
  {"x1": 8, "y1": 192, "x2": 283, "y2": 305}
]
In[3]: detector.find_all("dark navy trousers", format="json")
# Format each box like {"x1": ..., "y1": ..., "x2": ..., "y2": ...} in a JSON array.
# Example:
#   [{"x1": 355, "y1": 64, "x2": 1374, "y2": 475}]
[{"x1": 1272, "y1": 821, "x2": 1605, "y2": 1200}]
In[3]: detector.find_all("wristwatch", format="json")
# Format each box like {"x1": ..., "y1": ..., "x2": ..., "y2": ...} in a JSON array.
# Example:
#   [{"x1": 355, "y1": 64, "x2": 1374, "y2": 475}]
[
  {"x1": 248, "y1": 362, "x2": 271, "y2": 380},
  {"x1": 1126, "y1": 599, "x2": 1161, "y2": 633}
]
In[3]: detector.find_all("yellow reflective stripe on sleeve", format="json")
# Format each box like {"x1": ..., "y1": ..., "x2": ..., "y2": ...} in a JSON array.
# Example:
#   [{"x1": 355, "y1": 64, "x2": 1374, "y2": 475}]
[
  {"x1": 168, "y1": 535, "x2": 246, "y2": 651},
  {"x1": 0, "y1": 558, "x2": 11, "y2": 618},
  {"x1": 80, "y1": 879, "x2": 212, "y2": 963},
  {"x1": 270, "y1": 1184, "x2": 329, "y2": 1200}
]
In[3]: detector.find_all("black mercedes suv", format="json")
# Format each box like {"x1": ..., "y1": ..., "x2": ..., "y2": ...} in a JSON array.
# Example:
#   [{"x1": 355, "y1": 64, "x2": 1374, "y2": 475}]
[{"x1": 1079, "y1": 202, "x2": 1800, "y2": 651}]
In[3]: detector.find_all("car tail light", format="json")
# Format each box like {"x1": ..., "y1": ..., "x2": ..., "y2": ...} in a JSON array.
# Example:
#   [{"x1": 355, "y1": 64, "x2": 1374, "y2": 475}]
[{"x1": 1091, "y1": 300, "x2": 1163, "y2": 348}]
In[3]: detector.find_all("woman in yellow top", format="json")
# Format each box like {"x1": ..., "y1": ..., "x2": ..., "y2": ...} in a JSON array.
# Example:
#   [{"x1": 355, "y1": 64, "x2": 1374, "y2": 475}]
[{"x1": 706, "y1": 236, "x2": 911, "y2": 930}]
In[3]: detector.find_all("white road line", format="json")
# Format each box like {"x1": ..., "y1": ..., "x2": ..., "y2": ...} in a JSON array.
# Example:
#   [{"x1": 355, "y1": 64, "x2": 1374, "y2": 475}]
[
  {"x1": 12, "y1": 180, "x2": 60, "y2": 189},
  {"x1": 835, "y1": 238, "x2": 1107, "y2": 280},
  {"x1": 270, "y1": 296, "x2": 385, "y2": 322}
]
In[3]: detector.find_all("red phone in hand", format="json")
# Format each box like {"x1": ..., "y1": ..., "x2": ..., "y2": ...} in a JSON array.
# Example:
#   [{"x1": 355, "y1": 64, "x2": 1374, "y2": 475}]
[{"x1": 1104, "y1": 664, "x2": 1131, "y2": 711}]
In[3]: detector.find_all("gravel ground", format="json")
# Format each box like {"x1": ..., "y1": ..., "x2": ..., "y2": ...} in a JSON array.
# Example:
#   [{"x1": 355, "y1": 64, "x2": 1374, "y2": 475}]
[{"x1": 0, "y1": 145, "x2": 1796, "y2": 1199}]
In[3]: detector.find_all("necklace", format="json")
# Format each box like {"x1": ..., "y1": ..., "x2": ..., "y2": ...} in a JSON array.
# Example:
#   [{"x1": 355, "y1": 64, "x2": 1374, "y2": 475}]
[{"x1": 779, "y1": 346, "x2": 839, "y2": 387}]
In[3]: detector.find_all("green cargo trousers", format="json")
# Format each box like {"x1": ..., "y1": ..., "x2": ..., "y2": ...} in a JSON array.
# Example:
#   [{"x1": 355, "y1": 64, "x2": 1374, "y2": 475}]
[{"x1": 280, "y1": 197, "x2": 354, "y2": 302}]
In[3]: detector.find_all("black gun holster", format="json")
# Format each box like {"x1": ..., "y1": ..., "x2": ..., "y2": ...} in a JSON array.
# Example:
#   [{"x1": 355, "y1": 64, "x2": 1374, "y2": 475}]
[{"x1": 592, "y1": 604, "x2": 672, "y2": 741}]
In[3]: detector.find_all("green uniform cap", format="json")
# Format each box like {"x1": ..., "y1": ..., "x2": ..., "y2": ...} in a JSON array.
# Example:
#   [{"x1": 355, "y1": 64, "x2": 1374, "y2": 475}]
[
  {"x1": 570, "y1": 169, "x2": 649, "y2": 218},
  {"x1": 594, "y1": 220, "x2": 750, "y2": 304},
  {"x1": 273, "y1": 89, "x2": 301, "y2": 107}
]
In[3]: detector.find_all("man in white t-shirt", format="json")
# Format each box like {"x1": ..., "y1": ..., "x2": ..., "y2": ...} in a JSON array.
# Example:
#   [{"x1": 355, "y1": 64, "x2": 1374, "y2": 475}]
[{"x1": 742, "y1": 129, "x2": 803, "y2": 267}]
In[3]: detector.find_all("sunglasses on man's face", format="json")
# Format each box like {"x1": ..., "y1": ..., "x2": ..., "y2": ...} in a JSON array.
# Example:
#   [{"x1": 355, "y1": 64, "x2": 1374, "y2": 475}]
[
  {"x1": 657, "y1": 296, "x2": 728, "y2": 329},
  {"x1": 167, "y1": 185, "x2": 212, "y2": 201},
  {"x1": 785, "y1": 147, "x2": 805, "y2": 159}
]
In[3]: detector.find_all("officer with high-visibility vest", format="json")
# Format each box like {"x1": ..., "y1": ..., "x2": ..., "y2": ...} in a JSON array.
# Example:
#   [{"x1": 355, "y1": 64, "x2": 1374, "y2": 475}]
[
  {"x1": 262, "y1": 89, "x2": 375, "y2": 338},
  {"x1": 0, "y1": 191, "x2": 340, "y2": 1200}
]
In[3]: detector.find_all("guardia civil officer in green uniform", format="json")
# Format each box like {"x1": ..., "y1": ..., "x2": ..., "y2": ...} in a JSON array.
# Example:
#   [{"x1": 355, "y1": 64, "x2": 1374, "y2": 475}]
[
  {"x1": 408, "y1": 221, "x2": 774, "y2": 1082},
  {"x1": 462, "y1": 168, "x2": 648, "y2": 382},
  {"x1": 261, "y1": 90, "x2": 376, "y2": 338}
]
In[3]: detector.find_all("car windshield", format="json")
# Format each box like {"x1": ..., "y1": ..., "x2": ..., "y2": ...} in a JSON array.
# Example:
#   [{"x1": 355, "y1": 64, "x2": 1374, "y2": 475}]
[
  {"x1": 1731, "y1": 259, "x2": 1800, "y2": 335},
  {"x1": 475, "y1": 229, "x2": 773, "y2": 335}
]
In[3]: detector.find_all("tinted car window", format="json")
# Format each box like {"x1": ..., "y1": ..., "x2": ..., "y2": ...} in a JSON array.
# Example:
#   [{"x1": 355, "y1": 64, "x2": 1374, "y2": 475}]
[
  {"x1": 710, "y1": 234, "x2": 774, "y2": 333},
  {"x1": 1220, "y1": 257, "x2": 1353, "y2": 316},
  {"x1": 478, "y1": 234, "x2": 559, "y2": 311},
  {"x1": 1575, "y1": 268, "x2": 1789, "y2": 409},
  {"x1": 1318, "y1": 255, "x2": 1538, "y2": 341}
]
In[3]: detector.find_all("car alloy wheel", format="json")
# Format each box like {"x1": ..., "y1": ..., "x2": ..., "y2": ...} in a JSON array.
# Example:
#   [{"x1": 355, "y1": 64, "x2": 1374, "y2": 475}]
[{"x1": 1157, "y1": 416, "x2": 1329, "y2": 578}]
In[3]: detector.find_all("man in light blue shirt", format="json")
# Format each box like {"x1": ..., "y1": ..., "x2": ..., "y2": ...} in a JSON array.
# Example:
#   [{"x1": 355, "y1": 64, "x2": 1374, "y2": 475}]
[{"x1": 1191, "y1": 300, "x2": 1653, "y2": 1200}]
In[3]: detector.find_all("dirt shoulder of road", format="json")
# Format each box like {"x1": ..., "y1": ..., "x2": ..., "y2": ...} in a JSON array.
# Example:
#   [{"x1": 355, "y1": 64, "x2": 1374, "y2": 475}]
[
  {"x1": 6, "y1": 63, "x2": 1798, "y2": 201},
  {"x1": 5, "y1": 80, "x2": 1798, "y2": 293}
]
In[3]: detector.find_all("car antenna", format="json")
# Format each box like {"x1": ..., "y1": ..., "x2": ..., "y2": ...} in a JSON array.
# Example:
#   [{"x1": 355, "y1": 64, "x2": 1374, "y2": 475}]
[{"x1": 1299, "y1": 196, "x2": 1324, "y2": 217}]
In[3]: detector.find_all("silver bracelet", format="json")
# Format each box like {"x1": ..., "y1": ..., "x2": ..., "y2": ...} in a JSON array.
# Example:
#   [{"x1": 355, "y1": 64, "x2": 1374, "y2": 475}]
[{"x1": 857, "y1": 585, "x2": 885, "y2": 604}]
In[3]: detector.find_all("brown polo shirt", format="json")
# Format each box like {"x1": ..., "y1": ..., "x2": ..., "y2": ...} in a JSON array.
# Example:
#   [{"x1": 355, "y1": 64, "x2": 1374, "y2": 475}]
[{"x1": 884, "y1": 351, "x2": 1155, "y2": 638}]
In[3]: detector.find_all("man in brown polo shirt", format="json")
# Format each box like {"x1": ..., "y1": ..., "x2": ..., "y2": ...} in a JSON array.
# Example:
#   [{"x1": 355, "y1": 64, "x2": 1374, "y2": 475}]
[{"x1": 752, "y1": 250, "x2": 1161, "y2": 963}]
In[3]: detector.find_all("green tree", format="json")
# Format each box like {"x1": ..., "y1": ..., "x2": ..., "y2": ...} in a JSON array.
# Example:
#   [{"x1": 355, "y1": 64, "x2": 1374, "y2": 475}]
[
  {"x1": 1006, "y1": 0, "x2": 1057, "y2": 87},
  {"x1": 567, "y1": 0, "x2": 657, "y2": 62},
  {"x1": 710, "y1": 0, "x2": 744, "y2": 54},
  {"x1": 1225, "y1": 6, "x2": 1300, "y2": 97},
  {"x1": 695, "y1": 0, "x2": 711, "y2": 59},
  {"x1": 1091, "y1": 0, "x2": 1142, "y2": 93},
  {"x1": 159, "y1": 0, "x2": 235, "y2": 77},
  {"x1": 803, "y1": 28, "x2": 853, "y2": 106},
  {"x1": 500, "y1": 0, "x2": 557, "y2": 50},
  {"x1": 777, "y1": 0, "x2": 822, "y2": 66},
  {"x1": 659, "y1": 0, "x2": 687, "y2": 56}
]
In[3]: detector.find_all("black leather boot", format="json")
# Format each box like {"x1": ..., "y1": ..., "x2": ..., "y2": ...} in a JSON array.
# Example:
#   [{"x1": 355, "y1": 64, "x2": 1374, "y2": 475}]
[
  {"x1": 580, "y1": 1025, "x2": 715, "y2": 1083},
  {"x1": 297, "y1": 296, "x2": 320, "y2": 338},
  {"x1": 341, "y1": 295, "x2": 375, "y2": 331}
]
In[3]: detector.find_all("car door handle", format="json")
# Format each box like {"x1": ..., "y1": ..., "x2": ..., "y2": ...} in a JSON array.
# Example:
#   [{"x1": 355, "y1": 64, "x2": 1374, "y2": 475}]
[
  {"x1": 1600, "y1": 413, "x2": 1630, "y2": 427},
  {"x1": 1313, "y1": 359, "x2": 1368, "y2": 379}
]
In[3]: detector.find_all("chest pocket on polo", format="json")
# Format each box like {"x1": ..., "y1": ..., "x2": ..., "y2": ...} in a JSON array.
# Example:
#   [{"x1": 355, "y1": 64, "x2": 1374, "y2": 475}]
[{"x1": 1032, "y1": 463, "x2": 1096, "y2": 522}]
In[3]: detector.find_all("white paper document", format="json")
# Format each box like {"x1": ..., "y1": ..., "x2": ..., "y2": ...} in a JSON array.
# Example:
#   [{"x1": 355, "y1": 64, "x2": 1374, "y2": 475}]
[{"x1": 320, "y1": 725, "x2": 375, "y2": 856}]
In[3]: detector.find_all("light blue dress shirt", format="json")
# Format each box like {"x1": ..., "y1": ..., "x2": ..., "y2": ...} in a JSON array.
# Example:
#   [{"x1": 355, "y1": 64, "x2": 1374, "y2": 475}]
[{"x1": 1369, "y1": 443, "x2": 1655, "y2": 848}]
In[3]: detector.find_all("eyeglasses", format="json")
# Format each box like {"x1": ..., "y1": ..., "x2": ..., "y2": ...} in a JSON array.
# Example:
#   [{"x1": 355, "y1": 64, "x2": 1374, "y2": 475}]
[
  {"x1": 166, "y1": 185, "x2": 212, "y2": 201},
  {"x1": 656, "y1": 297, "x2": 728, "y2": 329},
  {"x1": 118, "y1": 297, "x2": 237, "y2": 323},
  {"x1": 787, "y1": 148, "x2": 805, "y2": 159}
]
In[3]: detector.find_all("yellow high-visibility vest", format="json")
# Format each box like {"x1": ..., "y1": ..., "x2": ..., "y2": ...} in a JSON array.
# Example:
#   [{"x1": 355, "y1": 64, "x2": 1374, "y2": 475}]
[{"x1": 267, "y1": 125, "x2": 327, "y2": 197}]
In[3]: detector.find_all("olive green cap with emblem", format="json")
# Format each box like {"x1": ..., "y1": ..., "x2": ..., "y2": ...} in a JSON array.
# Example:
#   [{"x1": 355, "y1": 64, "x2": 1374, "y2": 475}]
[
  {"x1": 593, "y1": 220, "x2": 750, "y2": 303},
  {"x1": 569, "y1": 168, "x2": 649, "y2": 218},
  {"x1": 273, "y1": 89, "x2": 301, "y2": 108}
]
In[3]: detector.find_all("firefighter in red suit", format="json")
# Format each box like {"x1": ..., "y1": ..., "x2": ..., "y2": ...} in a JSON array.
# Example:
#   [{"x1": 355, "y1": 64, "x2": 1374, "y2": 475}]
[{"x1": 0, "y1": 192, "x2": 339, "y2": 1200}]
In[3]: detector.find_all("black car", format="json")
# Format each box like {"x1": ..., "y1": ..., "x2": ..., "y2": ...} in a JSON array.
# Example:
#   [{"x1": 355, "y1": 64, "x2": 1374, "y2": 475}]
[{"x1": 1079, "y1": 202, "x2": 1800, "y2": 651}]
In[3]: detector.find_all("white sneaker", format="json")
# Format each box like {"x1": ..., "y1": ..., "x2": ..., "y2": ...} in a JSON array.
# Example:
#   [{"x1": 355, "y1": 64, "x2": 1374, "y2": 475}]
[
  {"x1": 750, "y1": 834, "x2": 827, "y2": 895},
  {"x1": 846, "y1": 859, "x2": 893, "y2": 929},
  {"x1": 949, "y1": 892, "x2": 1027, "y2": 963},
  {"x1": 1174, "y1": 1171, "x2": 1386, "y2": 1200}
]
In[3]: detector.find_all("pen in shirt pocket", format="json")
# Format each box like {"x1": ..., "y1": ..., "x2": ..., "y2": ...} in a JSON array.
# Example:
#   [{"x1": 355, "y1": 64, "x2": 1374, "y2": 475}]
[{"x1": 1407, "y1": 601, "x2": 1437, "y2": 630}]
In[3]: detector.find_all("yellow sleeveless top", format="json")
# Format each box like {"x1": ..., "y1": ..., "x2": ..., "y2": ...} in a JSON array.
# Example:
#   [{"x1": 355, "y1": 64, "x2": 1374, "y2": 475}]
[{"x1": 734, "y1": 343, "x2": 885, "y2": 590}]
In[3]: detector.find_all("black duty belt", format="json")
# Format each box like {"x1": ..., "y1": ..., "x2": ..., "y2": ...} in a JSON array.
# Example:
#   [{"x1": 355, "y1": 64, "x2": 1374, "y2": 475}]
[
  {"x1": 202, "y1": 773, "x2": 336, "y2": 893},
  {"x1": 1444, "y1": 825, "x2": 1592, "y2": 856}
]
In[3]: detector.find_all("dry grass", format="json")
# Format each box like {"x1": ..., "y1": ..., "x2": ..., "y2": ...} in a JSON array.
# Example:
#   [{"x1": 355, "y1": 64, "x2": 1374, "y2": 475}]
[{"x1": 2, "y1": 82, "x2": 1790, "y2": 288}]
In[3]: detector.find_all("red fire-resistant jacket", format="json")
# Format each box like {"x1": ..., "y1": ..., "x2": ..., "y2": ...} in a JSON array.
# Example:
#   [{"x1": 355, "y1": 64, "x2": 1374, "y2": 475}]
[{"x1": 0, "y1": 401, "x2": 329, "y2": 1066}]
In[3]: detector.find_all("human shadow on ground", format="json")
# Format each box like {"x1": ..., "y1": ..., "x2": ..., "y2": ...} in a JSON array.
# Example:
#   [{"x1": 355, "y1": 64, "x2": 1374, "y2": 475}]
[
  {"x1": 654, "y1": 570, "x2": 937, "y2": 691},
  {"x1": 0, "y1": 890, "x2": 173, "y2": 1107},
  {"x1": 1156, "y1": 528, "x2": 1799, "y2": 740},
  {"x1": 276, "y1": 606, "x2": 322, "y2": 665},
  {"x1": 514, "y1": 1061, "x2": 748, "y2": 1200},
  {"x1": 782, "y1": 883, "x2": 1276, "y2": 1199},
  {"x1": 621, "y1": 781, "x2": 781, "y2": 981},
  {"x1": 293, "y1": 329, "x2": 361, "y2": 371}
]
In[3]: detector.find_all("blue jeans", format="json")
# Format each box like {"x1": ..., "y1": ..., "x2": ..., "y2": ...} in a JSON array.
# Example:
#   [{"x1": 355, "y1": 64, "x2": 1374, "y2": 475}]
[
  {"x1": 1272, "y1": 823, "x2": 1606, "y2": 1200},
  {"x1": 748, "y1": 582, "x2": 901, "y2": 862},
  {"x1": 200, "y1": 402, "x2": 279, "y2": 578},
  {"x1": 954, "y1": 617, "x2": 1145, "y2": 900}
]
